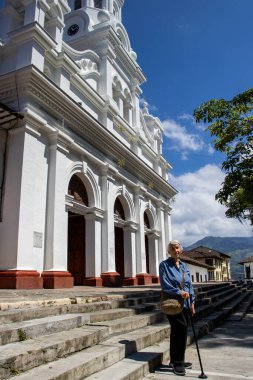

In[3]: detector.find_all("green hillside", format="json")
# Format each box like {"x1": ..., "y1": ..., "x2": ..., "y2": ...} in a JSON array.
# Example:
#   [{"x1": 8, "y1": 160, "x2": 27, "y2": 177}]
[{"x1": 185, "y1": 236, "x2": 253, "y2": 280}]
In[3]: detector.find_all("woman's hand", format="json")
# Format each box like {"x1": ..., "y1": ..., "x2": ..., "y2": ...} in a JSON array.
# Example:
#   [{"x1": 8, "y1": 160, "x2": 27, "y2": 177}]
[{"x1": 181, "y1": 291, "x2": 190, "y2": 299}]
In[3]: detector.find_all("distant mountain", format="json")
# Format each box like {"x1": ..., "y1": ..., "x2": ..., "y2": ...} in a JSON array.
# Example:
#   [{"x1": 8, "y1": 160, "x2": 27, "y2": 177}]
[{"x1": 185, "y1": 236, "x2": 253, "y2": 280}]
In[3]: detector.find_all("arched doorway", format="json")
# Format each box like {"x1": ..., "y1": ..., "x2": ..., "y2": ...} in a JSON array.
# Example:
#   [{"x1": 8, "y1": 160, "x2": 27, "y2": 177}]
[
  {"x1": 114, "y1": 197, "x2": 125, "y2": 285},
  {"x1": 67, "y1": 174, "x2": 88, "y2": 285}
]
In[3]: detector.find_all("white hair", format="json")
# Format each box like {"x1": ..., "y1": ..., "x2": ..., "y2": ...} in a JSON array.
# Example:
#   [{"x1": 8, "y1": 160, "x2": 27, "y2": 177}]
[{"x1": 167, "y1": 240, "x2": 183, "y2": 254}]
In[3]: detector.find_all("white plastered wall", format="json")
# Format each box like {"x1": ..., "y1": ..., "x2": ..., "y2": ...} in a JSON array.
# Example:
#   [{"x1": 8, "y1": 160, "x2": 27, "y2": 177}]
[{"x1": 187, "y1": 263, "x2": 209, "y2": 283}]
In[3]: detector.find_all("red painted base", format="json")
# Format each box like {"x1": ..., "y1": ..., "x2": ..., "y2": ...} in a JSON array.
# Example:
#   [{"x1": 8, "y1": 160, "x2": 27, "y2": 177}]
[
  {"x1": 101, "y1": 272, "x2": 122, "y2": 287},
  {"x1": 41, "y1": 271, "x2": 74, "y2": 289},
  {"x1": 151, "y1": 276, "x2": 160, "y2": 284},
  {"x1": 83, "y1": 277, "x2": 103, "y2": 287},
  {"x1": 123, "y1": 277, "x2": 138, "y2": 286},
  {"x1": 0, "y1": 270, "x2": 43, "y2": 289},
  {"x1": 136, "y1": 273, "x2": 153, "y2": 285}
]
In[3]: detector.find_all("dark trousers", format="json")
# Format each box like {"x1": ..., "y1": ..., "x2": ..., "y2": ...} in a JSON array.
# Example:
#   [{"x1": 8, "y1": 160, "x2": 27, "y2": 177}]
[{"x1": 167, "y1": 308, "x2": 189, "y2": 364}]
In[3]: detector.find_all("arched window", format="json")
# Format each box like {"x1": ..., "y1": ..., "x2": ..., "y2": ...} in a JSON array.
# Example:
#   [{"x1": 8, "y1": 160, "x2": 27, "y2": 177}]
[
  {"x1": 94, "y1": 0, "x2": 102, "y2": 8},
  {"x1": 144, "y1": 211, "x2": 151, "y2": 229},
  {"x1": 68, "y1": 174, "x2": 89, "y2": 206},
  {"x1": 75, "y1": 0, "x2": 82, "y2": 10},
  {"x1": 114, "y1": 197, "x2": 125, "y2": 220}
]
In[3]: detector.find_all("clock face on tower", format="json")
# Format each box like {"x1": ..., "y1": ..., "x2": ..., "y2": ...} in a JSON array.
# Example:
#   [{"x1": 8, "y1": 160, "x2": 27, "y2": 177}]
[{"x1": 67, "y1": 24, "x2": 79, "y2": 36}]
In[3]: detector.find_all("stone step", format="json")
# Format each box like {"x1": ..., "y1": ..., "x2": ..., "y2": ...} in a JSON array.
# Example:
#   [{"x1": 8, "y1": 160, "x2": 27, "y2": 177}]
[
  {"x1": 0, "y1": 311, "x2": 164, "y2": 379},
  {"x1": 83, "y1": 340, "x2": 170, "y2": 380},
  {"x1": 188, "y1": 291, "x2": 251, "y2": 341},
  {"x1": 194, "y1": 282, "x2": 231, "y2": 294},
  {"x1": 0, "y1": 294, "x2": 160, "y2": 325},
  {"x1": 0, "y1": 306, "x2": 151, "y2": 346},
  {"x1": 89, "y1": 311, "x2": 164, "y2": 335},
  {"x1": 0, "y1": 314, "x2": 90, "y2": 346},
  {"x1": 212, "y1": 287, "x2": 245, "y2": 309},
  {"x1": 226, "y1": 292, "x2": 253, "y2": 321},
  {"x1": 0, "y1": 302, "x2": 113, "y2": 325},
  {"x1": 8, "y1": 323, "x2": 170, "y2": 380}
]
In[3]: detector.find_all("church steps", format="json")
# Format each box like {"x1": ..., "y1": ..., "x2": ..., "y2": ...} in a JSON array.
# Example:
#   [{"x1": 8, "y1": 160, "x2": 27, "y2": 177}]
[
  {"x1": 0, "y1": 294, "x2": 160, "y2": 325},
  {"x1": 0, "y1": 321, "x2": 170, "y2": 380},
  {"x1": 0, "y1": 313, "x2": 90, "y2": 346},
  {"x1": 83, "y1": 292, "x2": 253, "y2": 380},
  {"x1": 0, "y1": 284, "x2": 251, "y2": 380},
  {"x1": 0, "y1": 311, "x2": 166, "y2": 379},
  {"x1": 195, "y1": 284, "x2": 232, "y2": 300},
  {"x1": 82, "y1": 340, "x2": 170, "y2": 380},
  {"x1": 0, "y1": 307, "x2": 154, "y2": 346}
]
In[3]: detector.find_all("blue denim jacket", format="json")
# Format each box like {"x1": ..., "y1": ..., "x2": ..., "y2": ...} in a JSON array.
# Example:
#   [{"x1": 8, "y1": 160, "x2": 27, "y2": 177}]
[{"x1": 159, "y1": 257, "x2": 195, "y2": 307}]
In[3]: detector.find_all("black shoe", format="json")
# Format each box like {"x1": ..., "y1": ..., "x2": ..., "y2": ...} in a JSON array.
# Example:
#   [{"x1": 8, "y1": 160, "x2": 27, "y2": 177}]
[
  {"x1": 173, "y1": 364, "x2": 186, "y2": 376},
  {"x1": 169, "y1": 362, "x2": 192, "y2": 369},
  {"x1": 183, "y1": 362, "x2": 192, "y2": 369}
]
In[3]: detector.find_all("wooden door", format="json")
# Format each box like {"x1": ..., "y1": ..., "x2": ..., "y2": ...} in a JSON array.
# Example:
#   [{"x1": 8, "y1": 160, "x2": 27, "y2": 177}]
[
  {"x1": 145, "y1": 235, "x2": 150, "y2": 274},
  {"x1": 115, "y1": 226, "x2": 124, "y2": 284},
  {"x1": 68, "y1": 213, "x2": 86, "y2": 285}
]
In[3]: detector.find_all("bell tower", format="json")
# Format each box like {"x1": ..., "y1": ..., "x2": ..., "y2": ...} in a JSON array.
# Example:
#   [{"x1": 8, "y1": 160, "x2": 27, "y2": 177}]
[
  {"x1": 68, "y1": 0, "x2": 122, "y2": 15},
  {"x1": 64, "y1": 0, "x2": 124, "y2": 40}
]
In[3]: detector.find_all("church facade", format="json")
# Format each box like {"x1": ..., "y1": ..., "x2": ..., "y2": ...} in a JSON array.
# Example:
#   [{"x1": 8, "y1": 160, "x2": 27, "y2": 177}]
[{"x1": 0, "y1": 0, "x2": 177, "y2": 289}]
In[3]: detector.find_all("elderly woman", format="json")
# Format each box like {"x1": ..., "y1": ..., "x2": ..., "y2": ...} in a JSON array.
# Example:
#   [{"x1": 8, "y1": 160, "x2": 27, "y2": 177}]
[{"x1": 159, "y1": 240, "x2": 195, "y2": 376}]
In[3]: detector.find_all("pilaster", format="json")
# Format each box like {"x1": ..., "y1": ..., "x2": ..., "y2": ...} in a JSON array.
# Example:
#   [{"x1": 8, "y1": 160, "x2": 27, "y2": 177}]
[
  {"x1": 147, "y1": 231, "x2": 160, "y2": 284},
  {"x1": 42, "y1": 132, "x2": 73, "y2": 289},
  {"x1": 122, "y1": 222, "x2": 138, "y2": 286},
  {"x1": 83, "y1": 210, "x2": 103, "y2": 286},
  {"x1": 22, "y1": 0, "x2": 50, "y2": 27},
  {"x1": 156, "y1": 201, "x2": 167, "y2": 263},
  {"x1": 134, "y1": 189, "x2": 152, "y2": 285},
  {"x1": 100, "y1": 167, "x2": 118, "y2": 284}
]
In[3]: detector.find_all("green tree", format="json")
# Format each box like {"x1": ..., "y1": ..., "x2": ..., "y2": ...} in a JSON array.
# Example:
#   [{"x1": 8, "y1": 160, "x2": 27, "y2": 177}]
[{"x1": 194, "y1": 89, "x2": 253, "y2": 225}]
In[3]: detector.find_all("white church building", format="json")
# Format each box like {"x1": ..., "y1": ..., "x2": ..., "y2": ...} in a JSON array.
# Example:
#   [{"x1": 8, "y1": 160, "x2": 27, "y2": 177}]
[{"x1": 0, "y1": 0, "x2": 177, "y2": 289}]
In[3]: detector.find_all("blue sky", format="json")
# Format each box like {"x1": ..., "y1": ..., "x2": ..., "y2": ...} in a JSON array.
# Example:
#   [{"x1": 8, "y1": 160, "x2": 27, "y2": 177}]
[
  {"x1": 123, "y1": 0, "x2": 252, "y2": 244},
  {"x1": 0, "y1": 0, "x2": 252, "y2": 245},
  {"x1": 123, "y1": 0, "x2": 253, "y2": 174}
]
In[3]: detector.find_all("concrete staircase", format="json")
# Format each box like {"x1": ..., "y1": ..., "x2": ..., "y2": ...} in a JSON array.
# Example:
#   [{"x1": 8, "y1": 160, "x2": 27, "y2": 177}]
[{"x1": 0, "y1": 282, "x2": 252, "y2": 380}]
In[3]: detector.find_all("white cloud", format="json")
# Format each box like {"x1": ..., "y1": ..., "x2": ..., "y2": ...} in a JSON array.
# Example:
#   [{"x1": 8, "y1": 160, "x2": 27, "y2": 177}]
[
  {"x1": 163, "y1": 118, "x2": 204, "y2": 154},
  {"x1": 139, "y1": 98, "x2": 158, "y2": 113},
  {"x1": 207, "y1": 144, "x2": 215, "y2": 155},
  {"x1": 170, "y1": 164, "x2": 251, "y2": 246},
  {"x1": 177, "y1": 113, "x2": 194, "y2": 122}
]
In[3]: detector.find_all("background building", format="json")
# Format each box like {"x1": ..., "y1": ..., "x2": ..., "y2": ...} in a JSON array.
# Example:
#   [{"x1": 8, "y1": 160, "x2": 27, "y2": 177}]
[
  {"x1": 181, "y1": 254, "x2": 213, "y2": 283},
  {"x1": 184, "y1": 246, "x2": 231, "y2": 282},
  {"x1": 238, "y1": 256, "x2": 253, "y2": 282},
  {"x1": 0, "y1": 0, "x2": 177, "y2": 289}
]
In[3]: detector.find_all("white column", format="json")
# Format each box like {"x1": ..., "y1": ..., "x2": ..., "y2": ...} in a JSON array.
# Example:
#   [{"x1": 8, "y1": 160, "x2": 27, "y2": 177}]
[
  {"x1": 22, "y1": 0, "x2": 49, "y2": 27},
  {"x1": 164, "y1": 205, "x2": 172, "y2": 248},
  {"x1": 101, "y1": 170, "x2": 116, "y2": 272},
  {"x1": 123, "y1": 224, "x2": 137, "y2": 277},
  {"x1": 130, "y1": 83, "x2": 140, "y2": 130},
  {"x1": 134, "y1": 191, "x2": 146, "y2": 273},
  {"x1": 44, "y1": 133, "x2": 68, "y2": 271},
  {"x1": 0, "y1": 128, "x2": 27, "y2": 269},
  {"x1": 85, "y1": 212, "x2": 103, "y2": 277},
  {"x1": 156, "y1": 202, "x2": 167, "y2": 262},
  {"x1": 147, "y1": 233, "x2": 159, "y2": 276},
  {"x1": 108, "y1": 0, "x2": 114, "y2": 12},
  {"x1": 45, "y1": 18, "x2": 64, "y2": 52},
  {"x1": 98, "y1": 54, "x2": 113, "y2": 98}
]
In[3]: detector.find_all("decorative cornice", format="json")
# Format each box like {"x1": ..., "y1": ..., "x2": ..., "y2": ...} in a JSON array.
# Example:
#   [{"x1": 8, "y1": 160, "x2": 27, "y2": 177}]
[
  {"x1": 1, "y1": 65, "x2": 177, "y2": 199},
  {"x1": 7, "y1": 22, "x2": 57, "y2": 51}
]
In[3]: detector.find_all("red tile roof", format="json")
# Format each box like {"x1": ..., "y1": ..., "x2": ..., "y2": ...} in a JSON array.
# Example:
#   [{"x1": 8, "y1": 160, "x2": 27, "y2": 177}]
[
  {"x1": 184, "y1": 245, "x2": 231, "y2": 259},
  {"x1": 238, "y1": 256, "x2": 253, "y2": 264}
]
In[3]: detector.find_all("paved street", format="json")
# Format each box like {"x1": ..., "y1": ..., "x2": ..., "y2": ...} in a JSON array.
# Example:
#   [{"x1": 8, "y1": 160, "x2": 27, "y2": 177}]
[{"x1": 145, "y1": 306, "x2": 253, "y2": 380}]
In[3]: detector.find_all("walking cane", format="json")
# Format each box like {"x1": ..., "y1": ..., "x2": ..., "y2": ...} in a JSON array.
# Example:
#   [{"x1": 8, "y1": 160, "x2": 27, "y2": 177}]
[{"x1": 186, "y1": 299, "x2": 207, "y2": 379}]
